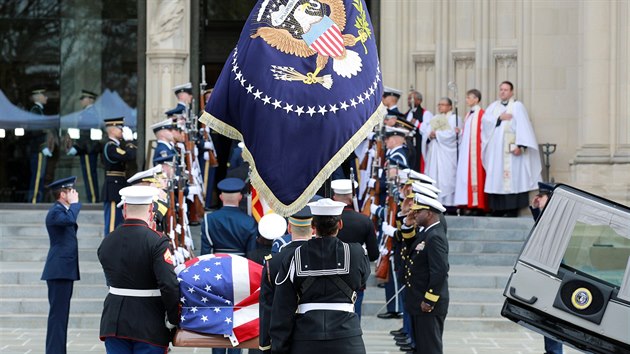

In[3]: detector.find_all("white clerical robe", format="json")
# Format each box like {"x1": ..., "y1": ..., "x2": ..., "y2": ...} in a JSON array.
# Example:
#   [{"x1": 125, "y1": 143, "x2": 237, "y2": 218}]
[
  {"x1": 421, "y1": 112, "x2": 459, "y2": 206},
  {"x1": 454, "y1": 105, "x2": 488, "y2": 208},
  {"x1": 481, "y1": 99, "x2": 542, "y2": 194}
]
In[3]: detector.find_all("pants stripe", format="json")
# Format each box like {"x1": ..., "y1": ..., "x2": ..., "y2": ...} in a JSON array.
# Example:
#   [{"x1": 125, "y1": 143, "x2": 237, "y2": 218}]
[
  {"x1": 85, "y1": 155, "x2": 96, "y2": 203},
  {"x1": 109, "y1": 201, "x2": 116, "y2": 233},
  {"x1": 32, "y1": 152, "x2": 44, "y2": 204}
]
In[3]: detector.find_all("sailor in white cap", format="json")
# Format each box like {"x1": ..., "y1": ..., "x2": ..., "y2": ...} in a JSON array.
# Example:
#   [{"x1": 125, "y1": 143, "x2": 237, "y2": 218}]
[
  {"x1": 97, "y1": 185, "x2": 180, "y2": 353},
  {"x1": 246, "y1": 213, "x2": 287, "y2": 265},
  {"x1": 400, "y1": 192, "x2": 449, "y2": 354},
  {"x1": 151, "y1": 119, "x2": 176, "y2": 167},
  {"x1": 270, "y1": 198, "x2": 371, "y2": 354},
  {"x1": 332, "y1": 179, "x2": 378, "y2": 318}
]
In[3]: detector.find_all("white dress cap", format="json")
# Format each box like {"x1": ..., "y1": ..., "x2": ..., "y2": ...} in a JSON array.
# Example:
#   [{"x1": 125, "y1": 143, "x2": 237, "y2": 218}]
[
  {"x1": 258, "y1": 213, "x2": 288, "y2": 240},
  {"x1": 127, "y1": 164, "x2": 162, "y2": 184},
  {"x1": 411, "y1": 182, "x2": 439, "y2": 200},
  {"x1": 331, "y1": 179, "x2": 358, "y2": 195},
  {"x1": 414, "y1": 193, "x2": 446, "y2": 213},
  {"x1": 403, "y1": 169, "x2": 436, "y2": 185},
  {"x1": 119, "y1": 186, "x2": 159, "y2": 205},
  {"x1": 307, "y1": 198, "x2": 346, "y2": 216}
]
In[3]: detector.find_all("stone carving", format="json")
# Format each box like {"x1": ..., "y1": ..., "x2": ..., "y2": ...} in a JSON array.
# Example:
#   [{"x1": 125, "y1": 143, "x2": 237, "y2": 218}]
[{"x1": 150, "y1": 0, "x2": 185, "y2": 48}]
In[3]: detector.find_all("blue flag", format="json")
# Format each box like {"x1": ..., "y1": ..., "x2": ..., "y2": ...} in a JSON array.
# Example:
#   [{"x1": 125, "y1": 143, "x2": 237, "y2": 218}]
[{"x1": 201, "y1": 0, "x2": 385, "y2": 215}]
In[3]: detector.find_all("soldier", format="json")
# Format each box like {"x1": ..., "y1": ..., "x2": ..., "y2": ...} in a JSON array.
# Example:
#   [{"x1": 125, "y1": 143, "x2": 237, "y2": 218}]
[
  {"x1": 102, "y1": 117, "x2": 136, "y2": 235},
  {"x1": 98, "y1": 186, "x2": 180, "y2": 353},
  {"x1": 169, "y1": 82, "x2": 193, "y2": 113},
  {"x1": 382, "y1": 86, "x2": 402, "y2": 115},
  {"x1": 200, "y1": 177, "x2": 258, "y2": 256},
  {"x1": 331, "y1": 179, "x2": 378, "y2": 317},
  {"x1": 66, "y1": 89, "x2": 101, "y2": 203},
  {"x1": 247, "y1": 213, "x2": 287, "y2": 265},
  {"x1": 151, "y1": 119, "x2": 176, "y2": 166},
  {"x1": 126, "y1": 165, "x2": 169, "y2": 233},
  {"x1": 270, "y1": 198, "x2": 371, "y2": 354},
  {"x1": 27, "y1": 88, "x2": 52, "y2": 203},
  {"x1": 402, "y1": 193, "x2": 450, "y2": 354},
  {"x1": 259, "y1": 200, "x2": 317, "y2": 353},
  {"x1": 41, "y1": 176, "x2": 80, "y2": 354}
]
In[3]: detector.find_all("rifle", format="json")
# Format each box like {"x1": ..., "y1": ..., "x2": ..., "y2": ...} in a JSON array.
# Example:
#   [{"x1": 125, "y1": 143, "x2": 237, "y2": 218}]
[
  {"x1": 349, "y1": 167, "x2": 359, "y2": 212},
  {"x1": 374, "y1": 167, "x2": 399, "y2": 283},
  {"x1": 167, "y1": 178, "x2": 179, "y2": 253},
  {"x1": 183, "y1": 99, "x2": 205, "y2": 224}
]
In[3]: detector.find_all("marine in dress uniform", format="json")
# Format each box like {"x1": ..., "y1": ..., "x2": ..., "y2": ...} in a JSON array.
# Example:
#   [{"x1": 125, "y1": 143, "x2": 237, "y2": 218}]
[
  {"x1": 102, "y1": 117, "x2": 137, "y2": 235},
  {"x1": 66, "y1": 90, "x2": 101, "y2": 203},
  {"x1": 259, "y1": 201, "x2": 316, "y2": 354},
  {"x1": 41, "y1": 176, "x2": 81, "y2": 354},
  {"x1": 402, "y1": 194, "x2": 449, "y2": 354},
  {"x1": 270, "y1": 198, "x2": 371, "y2": 354},
  {"x1": 98, "y1": 186, "x2": 180, "y2": 354},
  {"x1": 27, "y1": 88, "x2": 50, "y2": 203},
  {"x1": 200, "y1": 178, "x2": 258, "y2": 256},
  {"x1": 331, "y1": 179, "x2": 378, "y2": 318}
]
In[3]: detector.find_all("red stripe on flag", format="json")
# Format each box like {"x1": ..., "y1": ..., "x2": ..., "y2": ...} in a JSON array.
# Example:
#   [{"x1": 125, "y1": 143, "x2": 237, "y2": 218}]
[{"x1": 320, "y1": 31, "x2": 342, "y2": 57}]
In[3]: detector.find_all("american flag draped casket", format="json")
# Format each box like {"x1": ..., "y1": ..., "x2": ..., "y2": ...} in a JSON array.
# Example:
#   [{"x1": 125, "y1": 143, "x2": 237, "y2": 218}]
[{"x1": 174, "y1": 254, "x2": 263, "y2": 348}]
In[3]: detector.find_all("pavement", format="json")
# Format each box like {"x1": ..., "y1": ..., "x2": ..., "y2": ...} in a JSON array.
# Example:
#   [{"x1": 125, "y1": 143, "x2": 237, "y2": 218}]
[{"x1": 0, "y1": 325, "x2": 583, "y2": 354}]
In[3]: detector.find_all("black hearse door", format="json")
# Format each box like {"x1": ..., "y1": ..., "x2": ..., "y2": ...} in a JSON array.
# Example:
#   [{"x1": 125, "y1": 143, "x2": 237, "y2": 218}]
[{"x1": 502, "y1": 184, "x2": 630, "y2": 354}]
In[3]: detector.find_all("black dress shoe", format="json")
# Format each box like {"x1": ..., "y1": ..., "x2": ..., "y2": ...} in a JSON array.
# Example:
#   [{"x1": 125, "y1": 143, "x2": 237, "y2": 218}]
[
  {"x1": 390, "y1": 329, "x2": 404, "y2": 336},
  {"x1": 395, "y1": 339, "x2": 412, "y2": 346},
  {"x1": 399, "y1": 345, "x2": 415, "y2": 352},
  {"x1": 393, "y1": 334, "x2": 408, "y2": 341},
  {"x1": 377, "y1": 312, "x2": 400, "y2": 319}
]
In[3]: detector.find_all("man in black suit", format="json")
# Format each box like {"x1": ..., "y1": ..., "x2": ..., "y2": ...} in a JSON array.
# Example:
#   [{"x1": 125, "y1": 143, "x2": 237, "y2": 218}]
[
  {"x1": 331, "y1": 179, "x2": 378, "y2": 317},
  {"x1": 41, "y1": 176, "x2": 81, "y2": 354},
  {"x1": 403, "y1": 193, "x2": 449, "y2": 354}
]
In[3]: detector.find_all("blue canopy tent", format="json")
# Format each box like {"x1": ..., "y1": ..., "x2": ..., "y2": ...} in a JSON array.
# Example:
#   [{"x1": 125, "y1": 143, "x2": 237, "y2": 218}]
[{"x1": 0, "y1": 90, "x2": 60, "y2": 130}]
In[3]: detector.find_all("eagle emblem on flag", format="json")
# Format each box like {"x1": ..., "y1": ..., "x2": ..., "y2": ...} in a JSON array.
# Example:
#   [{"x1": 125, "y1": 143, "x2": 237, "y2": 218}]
[{"x1": 253, "y1": 0, "x2": 370, "y2": 88}]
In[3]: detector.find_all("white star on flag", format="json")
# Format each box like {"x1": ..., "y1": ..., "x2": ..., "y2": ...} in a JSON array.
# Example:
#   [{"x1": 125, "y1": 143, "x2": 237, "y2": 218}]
[
  {"x1": 201, "y1": 297, "x2": 208, "y2": 303},
  {"x1": 187, "y1": 287, "x2": 195, "y2": 294},
  {"x1": 295, "y1": 106, "x2": 304, "y2": 116},
  {"x1": 214, "y1": 307, "x2": 221, "y2": 313},
  {"x1": 350, "y1": 99, "x2": 357, "y2": 107},
  {"x1": 231, "y1": 64, "x2": 239, "y2": 73},
  {"x1": 225, "y1": 317, "x2": 233, "y2": 324},
  {"x1": 193, "y1": 274, "x2": 200, "y2": 281},
  {"x1": 203, "y1": 268, "x2": 210, "y2": 272},
  {"x1": 215, "y1": 274, "x2": 223, "y2": 281},
  {"x1": 201, "y1": 315, "x2": 208, "y2": 322},
  {"x1": 272, "y1": 99, "x2": 282, "y2": 109},
  {"x1": 214, "y1": 262, "x2": 221, "y2": 266},
  {"x1": 318, "y1": 105, "x2": 328, "y2": 115},
  {"x1": 181, "y1": 315, "x2": 185, "y2": 322},
  {"x1": 306, "y1": 106, "x2": 316, "y2": 117},
  {"x1": 235, "y1": 72, "x2": 242, "y2": 81},
  {"x1": 262, "y1": 96, "x2": 271, "y2": 105},
  {"x1": 283, "y1": 103, "x2": 293, "y2": 113},
  {"x1": 253, "y1": 89, "x2": 262, "y2": 99},
  {"x1": 191, "y1": 306, "x2": 198, "y2": 313},
  {"x1": 205, "y1": 284, "x2": 212, "y2": 291},
  {"x1": 180, "y1": 297, "x2": 186, "y2": 303},
  {"x1": 329, "y1": 104, "x2": 339, "y2": 114},
  {"x1": 246, "y1": 84, "x2": 254, "y2": 93},
  {"x1": 340, "y1": 101, "x2": 349, "y2": 110}
]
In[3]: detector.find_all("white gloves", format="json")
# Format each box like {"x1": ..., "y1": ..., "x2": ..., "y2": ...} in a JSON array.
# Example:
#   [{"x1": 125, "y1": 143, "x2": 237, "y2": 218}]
[
  {"x1": 368, "y1": 178, "x2": 376, "y2": 188},
  {"x1": 370, "y1": 204, "x2": 380, "y2": 216},
  {"x1": 382, "y1": 223, "x2": 397, "y2": 237},
  {"x1": 66, "y1": 147, "x2": 77, "y2": 156},
  {"x1": 165, "y1": 314, "x2": 176, "y2": 330},
  {"x1": 204, "y1": 141, "x2": 214, "y2": 150},
  {"x1": 188, "y1": 185, "x2": 201, "y2": 196},
  {"x1": 367, "y1": 132, "x2": 375, "y2": 140},
  {"x1": 42, "y1": 147, "x2": 53, "y2": 157},
  {"x1": 367, "y1": 149, "x2": 376, "y2": 159},
  {"x1": 379, "y1": 246, "x2": 390, "y2": 256},
  {"x1": 122, "y1": 126, "x2": 134, "y2": 141},
  {"x1": 203, "y1": 151, "x2": 210, "y2": 161}
]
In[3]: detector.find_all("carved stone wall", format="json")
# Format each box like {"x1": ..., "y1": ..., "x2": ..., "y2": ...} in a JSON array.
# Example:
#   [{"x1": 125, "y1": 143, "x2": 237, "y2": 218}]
[{"x1": 380, "y1": 0, "x2": 630, "y2": 204}]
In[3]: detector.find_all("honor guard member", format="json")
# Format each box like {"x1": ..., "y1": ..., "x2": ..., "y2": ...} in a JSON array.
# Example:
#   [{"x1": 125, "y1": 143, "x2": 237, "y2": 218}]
[
  {"x1": 259, "y1": 200, "x2": 317, "y2": 353},
  {"x1": 403, "y1": 193, "x2": 449, "y2": 354},
  {"x1": 382, "y1": 86, "x2": 402, "y2": 115},
  {"x1": 331, "y1": 179, "x2": 378, "y2": 318},
  {"x1": 102, "y1": 117, "x2": 137, "y2": 235},
  {"x1": 65, "y1": 89, "x2": 101, "y2": 203},
  {"x1": 171, "y1": 82, "x2": 193, "y2": 112},
  {"x1": 151, "y1": 119, "x2": 176, "y2": 167},
  {"x1": 247, "y1": 213, "x2": 287, "y2": 265},
  {"x1": 41, "y1": 176, "x2": 81, "y2": 354},
  {"x1": 200, "y1": 177, "x2": 258, "y2": 256},
  {"x1": 27, "y1": 88, "x2": 51, "y2": 203},
  {"x1": 271, "y1": 194, "x2": 322, "y2": 254},
  {"x1": 126, "y1": 165, "x2": 169, "y2": 233},
  {"x1": 98, "y1": 186, "x2": 180, "y2": 354},
  {"x1": 270, "y1": 198, "x2": 371, "y2": 354}
]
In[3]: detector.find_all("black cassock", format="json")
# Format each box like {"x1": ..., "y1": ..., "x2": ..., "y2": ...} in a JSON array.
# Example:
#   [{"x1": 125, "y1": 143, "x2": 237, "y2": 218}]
[
  {"x1": 404, "y1": 221, "x2": 450, "y2": 354},
  {"x1": 98, "y1": 219, "x2": 180, "y2": 348},
  {"x1": 270, "y1": 237, "x2": 370, "y2": 354}
]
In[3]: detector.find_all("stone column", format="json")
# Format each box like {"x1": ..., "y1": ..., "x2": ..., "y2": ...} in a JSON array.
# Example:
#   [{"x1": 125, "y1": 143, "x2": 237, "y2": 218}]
[
  {"x1": 145, "y1": 0, "x2": 190, "y2": 148},
  {"x1": 574, "y1": 0, "x2": 612, "y2": 163}
]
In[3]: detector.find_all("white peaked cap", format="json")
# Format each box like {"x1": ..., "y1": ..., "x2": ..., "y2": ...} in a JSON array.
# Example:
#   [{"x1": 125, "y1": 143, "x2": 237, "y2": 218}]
[
  {"x1": 403, "y1": 169, "x2": 436, "y2": 185},
  {"x1": 119, "y1": 186, "x2": 159, "y2": 205},
  {"x1": 411, "y1": 182, "x2": 439, "y2": 200},
  {"x1": 331, "y1": 179, "x2": 358, "y2": 195},
  {"x1": 258, "y1": 213, "x2": 287, "y2": 240},
  {"x1": 414, "y1": 193, "x2": 446, "y2": 213},
  {"x1": 127, "y1": 164, "x2": 163, "y2": 184},
  {"x1": 307, "y1": 198, "x2": 346, "y2": 216}
]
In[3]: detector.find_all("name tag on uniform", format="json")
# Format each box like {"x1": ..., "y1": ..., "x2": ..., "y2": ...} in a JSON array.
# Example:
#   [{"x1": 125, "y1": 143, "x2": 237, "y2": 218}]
[{"x1": 415, "y1": 241, "x2": 425, "y2": 251}]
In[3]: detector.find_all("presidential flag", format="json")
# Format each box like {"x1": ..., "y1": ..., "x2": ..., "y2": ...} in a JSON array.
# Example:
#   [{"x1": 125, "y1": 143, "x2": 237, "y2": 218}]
[
  {"x1": 200, "y1": 0, "x2": 385, "y2": 216},
  {"x1": 178, "y1": 254, "x2": 262, "y2": 345}
]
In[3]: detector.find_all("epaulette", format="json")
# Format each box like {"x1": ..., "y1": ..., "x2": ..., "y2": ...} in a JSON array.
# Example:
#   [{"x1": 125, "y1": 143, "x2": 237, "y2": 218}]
[{"x1": 264, "y1": 254, "x2": 273, "y2": 261}]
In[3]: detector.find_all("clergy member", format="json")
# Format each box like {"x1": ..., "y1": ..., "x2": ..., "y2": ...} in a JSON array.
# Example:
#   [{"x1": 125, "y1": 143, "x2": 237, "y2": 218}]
[
  {"x1": 454, "y1": 89, "x2": 488, "y2": 215},
  {"x1": 481, "y1": 81, "x2": 542, "y2": 217},
  {"x1": 420, "y1": 97, "x2": 459, "y2": 208}
]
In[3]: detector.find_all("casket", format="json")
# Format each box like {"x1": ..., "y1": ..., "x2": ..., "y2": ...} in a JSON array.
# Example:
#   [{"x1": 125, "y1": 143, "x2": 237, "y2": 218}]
[{"x1": 173, "y1": 329, "x2": 259, "y2": 348}]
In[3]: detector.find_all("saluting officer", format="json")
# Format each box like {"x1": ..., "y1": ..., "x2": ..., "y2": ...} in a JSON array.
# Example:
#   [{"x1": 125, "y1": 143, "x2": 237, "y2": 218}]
[
  {"x1": 41, "y1": 176, "x2": 81, "y2": 354},
  {"x1": 200, "y1": 178, "x2": 258, "y2": 256},
  {"x1": 403, "y1": 193, "x2": 450, "y2": 354},
  {"x1": 98, "y1": 186, "x2": 180, "y2": 353},
  {"x1": 102, "y1": 117, "x2": 136, "y2": 235},
  {"x1": 270, "y1": 198, "x2": 371, "y2": 354}
]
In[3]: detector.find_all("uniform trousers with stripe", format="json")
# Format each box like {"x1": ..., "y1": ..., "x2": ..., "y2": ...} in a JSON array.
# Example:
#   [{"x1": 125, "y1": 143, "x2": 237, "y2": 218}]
[{"x1": 103, "y1": 201, "x2": 124, "y2": 236}]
